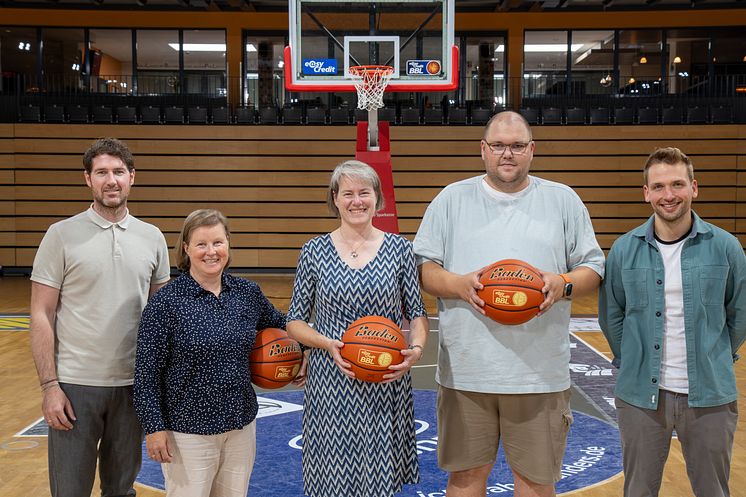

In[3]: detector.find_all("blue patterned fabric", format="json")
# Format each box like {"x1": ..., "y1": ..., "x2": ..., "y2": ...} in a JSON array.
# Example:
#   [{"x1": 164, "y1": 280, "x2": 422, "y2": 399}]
[
  {"x1": 134, "y1": 272, "x2": 286, "y2": 435},
  {"x1": 288, "y1": 233, "x2": 427, "y2": 497}
]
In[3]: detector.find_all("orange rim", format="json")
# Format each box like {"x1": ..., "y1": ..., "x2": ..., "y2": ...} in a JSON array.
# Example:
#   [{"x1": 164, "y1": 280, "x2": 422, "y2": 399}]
[{"x1": 349, "y1": 65, "x2": 395, "y2": 77}]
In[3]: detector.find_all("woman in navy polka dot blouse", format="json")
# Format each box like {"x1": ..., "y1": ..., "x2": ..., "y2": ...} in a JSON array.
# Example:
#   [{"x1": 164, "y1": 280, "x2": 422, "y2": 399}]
[{"x1": 134, "y1": 209, "x2": 288, "y2": 497}]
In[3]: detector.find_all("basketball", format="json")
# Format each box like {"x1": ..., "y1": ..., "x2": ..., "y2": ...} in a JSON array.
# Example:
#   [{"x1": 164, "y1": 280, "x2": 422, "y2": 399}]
[
  {"x1": 250, "y1": 328, "x2": 303, "y2": 389},
  {"x1": 341, "y1": 316, "x2": 406, "y2": 383},
  {"x1": 477, "y1": 259, "x2": 545, "y2": 325}
]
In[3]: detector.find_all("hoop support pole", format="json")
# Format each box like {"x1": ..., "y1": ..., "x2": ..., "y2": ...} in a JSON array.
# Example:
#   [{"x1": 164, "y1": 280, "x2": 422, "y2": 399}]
[{"x1": 356, "y1": 121, "x2": 399, "y2": 234}]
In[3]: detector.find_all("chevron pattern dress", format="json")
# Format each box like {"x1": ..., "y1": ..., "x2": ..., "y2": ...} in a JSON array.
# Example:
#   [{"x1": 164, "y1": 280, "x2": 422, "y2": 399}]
[{"x1": 288, "y1": 232, "x2": 426, "y2": 497}]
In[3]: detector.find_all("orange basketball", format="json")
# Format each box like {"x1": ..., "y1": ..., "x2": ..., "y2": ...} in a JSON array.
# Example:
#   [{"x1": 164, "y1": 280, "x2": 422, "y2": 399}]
[
  {"x1": 341, "y1": 316, "x2": 406, "y2": 383},
  {"x1": 476, "y1": 259, "x2": 545, "y2": 325},
  {"x1": 250, "y1": 328, "x2": 303, "y2": 389}
]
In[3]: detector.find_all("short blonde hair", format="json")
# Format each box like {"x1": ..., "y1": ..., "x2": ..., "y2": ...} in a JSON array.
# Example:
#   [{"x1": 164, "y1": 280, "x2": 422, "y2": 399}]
[
  {"x1": 176, "y1": 209, "x2": 231, "y2": 272},
  {"x1": 326, "y1": 160, "x2": 385, "y2": 217},
  {"x1": 644, "y1": 147, "x2": 694, "y2": 185}
]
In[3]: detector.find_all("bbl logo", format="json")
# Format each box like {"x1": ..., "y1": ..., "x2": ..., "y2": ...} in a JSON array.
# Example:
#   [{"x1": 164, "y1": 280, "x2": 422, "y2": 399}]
[
  {"x1": 492, "y1": 290, "x2": 528, "y2": 307},
  {"x1": 274, "y1": 364, "x2": 300, "y2": 380},
  {"x1": 302, "y1": 59, "x2": 337, "y2": 75},
  {"x1": 406, "y1": 60, "x2": 441, "y2": 76},
  {"x1": 357, "y1": 349, "x2": 392, "y2": 367}
]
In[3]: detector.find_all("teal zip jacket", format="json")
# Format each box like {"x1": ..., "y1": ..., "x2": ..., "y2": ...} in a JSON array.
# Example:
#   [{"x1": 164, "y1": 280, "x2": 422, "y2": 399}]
[{"x1": 599, "y1": 212, "x2": 746, "y2": 409}]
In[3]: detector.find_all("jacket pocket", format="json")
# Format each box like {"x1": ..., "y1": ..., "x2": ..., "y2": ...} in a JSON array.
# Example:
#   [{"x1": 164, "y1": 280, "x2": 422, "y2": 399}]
[
  {"x1": 700, "y1": 265, "x2": 728, "y2": 306},
  {"x1": 621, "y1": 269, "x2": 648, "y2": 309}
]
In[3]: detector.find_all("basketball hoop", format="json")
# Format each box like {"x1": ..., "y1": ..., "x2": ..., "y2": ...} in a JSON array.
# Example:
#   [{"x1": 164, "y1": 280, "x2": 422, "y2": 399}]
[{"x1": 349, "y1": 65, "x2": 395, "y2": 112}]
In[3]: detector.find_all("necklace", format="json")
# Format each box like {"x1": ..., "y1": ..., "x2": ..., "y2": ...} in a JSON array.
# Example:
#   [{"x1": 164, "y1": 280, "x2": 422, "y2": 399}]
[{"x1": 338, "y1": 228, "x2": 373, "y2": 259}]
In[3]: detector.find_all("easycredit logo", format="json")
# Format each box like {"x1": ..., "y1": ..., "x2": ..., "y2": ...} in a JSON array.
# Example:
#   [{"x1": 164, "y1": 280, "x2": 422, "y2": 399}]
[
  {"x1": 302, "y1": 59, "x2": 337, "y2": 75},
  {"x1": 406, "y1": 60, "x2": 441, "y2": 76}
]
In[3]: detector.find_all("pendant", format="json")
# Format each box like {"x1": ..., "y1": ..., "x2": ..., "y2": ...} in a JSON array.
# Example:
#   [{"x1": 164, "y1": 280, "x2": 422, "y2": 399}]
[{"x1": 350, "y1": 250, "x2": 358, "y2": 259}]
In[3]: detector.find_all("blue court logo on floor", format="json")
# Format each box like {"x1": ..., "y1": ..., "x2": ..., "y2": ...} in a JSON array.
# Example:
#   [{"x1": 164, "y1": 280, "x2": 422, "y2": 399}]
[{"x1": 135, "y1": 389, "x2": 621, "y2": 496}]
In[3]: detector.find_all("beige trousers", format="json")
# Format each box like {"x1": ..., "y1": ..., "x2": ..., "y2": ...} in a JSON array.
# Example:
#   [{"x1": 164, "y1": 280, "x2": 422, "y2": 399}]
[{"x1": 162, "y1": 421, "x2": 256, "y2": 497}]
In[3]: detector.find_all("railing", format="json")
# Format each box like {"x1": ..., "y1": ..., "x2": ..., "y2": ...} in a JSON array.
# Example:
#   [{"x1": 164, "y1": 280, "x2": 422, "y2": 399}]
[{"x1": 1, "y1": 73, "x2": 744, "y2": 124}]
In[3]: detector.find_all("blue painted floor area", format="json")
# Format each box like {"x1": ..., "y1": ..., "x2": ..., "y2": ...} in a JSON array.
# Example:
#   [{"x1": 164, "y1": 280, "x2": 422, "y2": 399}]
[
  {"x1": 135, "y1": 389, "x2": 621, "y2": 496},
  {"x1": 11, "y1": 312, "x2": 623, "y2": 497}
]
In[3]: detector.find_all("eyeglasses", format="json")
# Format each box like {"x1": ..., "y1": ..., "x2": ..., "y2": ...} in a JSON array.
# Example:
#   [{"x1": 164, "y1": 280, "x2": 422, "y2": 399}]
[{"x1": 484, "y1": 141, "x2": 531, "y2": 155}]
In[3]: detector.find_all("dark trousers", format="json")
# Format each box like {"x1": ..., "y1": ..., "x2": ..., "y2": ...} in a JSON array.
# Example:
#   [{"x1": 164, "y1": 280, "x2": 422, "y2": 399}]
[
  {"x1": 616, "y1": 391, "x2": 737, "y2": 497},
  {"x1": 48, "y1": 383, "x2": 143, "y2": 497}
]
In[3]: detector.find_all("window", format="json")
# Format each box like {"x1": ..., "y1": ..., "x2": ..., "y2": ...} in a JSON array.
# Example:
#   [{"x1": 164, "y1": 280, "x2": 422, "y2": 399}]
[
  {"x1": 0, "y1": 27, "x2": 38, "y2": 93},
  {"x1": 464, "y1": 35, "x2": 506, "y2": 107},
  {"x1": 244, "y1": 35, "x2": 285, "y2": 108},
  {"x1": 617, "y1": 29, "x2": 663, "y2": 95},
  {"x1": 42, "y1": 28, "x2": 84, "y2": 92},
  {"x1": 524, "y1": 30, "x2": 568, "y2": 97},
  {"x1": 89, "y1": 29, "x2": 133, "y2": 94},
  {"x1": 570, "y1": 30, "x2": 614, "y2": 95},
  {"x1": 183, "y1": 30, "x2": 226, "y2": 96},
  {"x1": 665, "y1": 28, "x2": 710, "y2": 95},
  {"x1": 137, "y1": 29, "x2": 180, "y2": 94}
]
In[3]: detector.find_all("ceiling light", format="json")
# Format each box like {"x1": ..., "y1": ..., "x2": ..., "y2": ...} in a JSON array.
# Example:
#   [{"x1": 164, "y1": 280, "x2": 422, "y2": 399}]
[
  {"x1": 628, "y1": 77, "x2": 635, "y2": 84},
  {"x1": 639, "y1": 56, "x2": 648, "y2": 64},
  {"x1": 167, "y1": 43, "x2": 256, "y2": 52},
  {"x1": 495, "y1": 44, "x2": 583, "y2": 53},
  {"x1": 673, "y1": 56, "x2": 682, "y2": 64},
  {"x1": 169, "y1": 43, "x2": 225, "y2": 51}
]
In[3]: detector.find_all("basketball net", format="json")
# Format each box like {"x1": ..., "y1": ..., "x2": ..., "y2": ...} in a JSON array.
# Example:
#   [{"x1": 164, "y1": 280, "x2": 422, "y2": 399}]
[{"x1": 349, "y1": 65, "x2": 394, "y2": 111}]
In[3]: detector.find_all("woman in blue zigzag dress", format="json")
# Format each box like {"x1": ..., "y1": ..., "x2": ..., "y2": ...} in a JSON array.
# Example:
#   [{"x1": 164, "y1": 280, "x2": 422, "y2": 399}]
[{"x1": 287, "y1": 160, "x2": 429, "y2": 497}]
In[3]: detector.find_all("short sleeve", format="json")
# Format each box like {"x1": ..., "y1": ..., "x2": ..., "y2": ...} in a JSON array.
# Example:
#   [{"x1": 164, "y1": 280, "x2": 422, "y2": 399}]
[
  {"x1": 287, "y1": 242, "x2": 316, "y2": 323},
  {"x1": 565, "y1": 196, "x2": 605, "y2": 279},
  {"x1": 413, "y1": 191, "x2": 447, "y2": 267},
  {"x1": 152, "y1": 230, "x2": 172, "y2": 284},
  {"x1": 399, "y1": 239, "x2": 427, "y2": 321},
  {"x1": 31, "y1": 225, "x2": 64, "y2": 289}
]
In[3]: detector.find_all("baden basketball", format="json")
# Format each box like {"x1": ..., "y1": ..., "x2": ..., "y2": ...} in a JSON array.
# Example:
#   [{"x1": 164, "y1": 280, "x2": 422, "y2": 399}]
[
  {"x1": 250, "y1": 328, "x2": 303, "y2": 389},
  {"x1": 477, "y1": 259, "x2": 545, "y2": 325},
  {"x1": 341, "y1": 316, "x2": 406, "y2": 383}
]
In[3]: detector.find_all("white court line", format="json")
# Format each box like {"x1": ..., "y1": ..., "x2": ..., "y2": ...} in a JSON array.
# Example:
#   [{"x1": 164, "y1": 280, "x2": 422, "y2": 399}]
[
  {"x1": 14, "y1": 417, "x2": 46, "y2": 437},
  {"x1": 571, "y1": 331, "x2": 613, "y2": 364}
]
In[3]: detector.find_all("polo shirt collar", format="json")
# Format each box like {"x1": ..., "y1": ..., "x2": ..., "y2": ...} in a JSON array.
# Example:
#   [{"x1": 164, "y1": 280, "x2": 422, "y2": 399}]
[{"x1": 87, "y1": 205, "x2": 131, "y2": 230}]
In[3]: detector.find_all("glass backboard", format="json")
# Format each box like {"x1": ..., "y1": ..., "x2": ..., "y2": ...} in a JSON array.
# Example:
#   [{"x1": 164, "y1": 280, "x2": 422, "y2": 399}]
[{"x1": 286, "y1": 0, "x2": 457, "y2": 92}]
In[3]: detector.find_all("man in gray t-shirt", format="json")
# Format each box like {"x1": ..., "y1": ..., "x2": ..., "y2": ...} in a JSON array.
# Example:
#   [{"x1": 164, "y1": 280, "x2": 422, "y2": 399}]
[
  {"x1": 414, "y1": 111, "x2": 604, "y2": 497},
  {"x1": 30, "y1": 138, "x2": 170, "y2": 497}
]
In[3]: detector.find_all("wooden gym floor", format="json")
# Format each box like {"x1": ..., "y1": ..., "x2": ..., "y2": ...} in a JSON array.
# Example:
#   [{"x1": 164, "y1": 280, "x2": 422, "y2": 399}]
[{"x1": 0, "y1": 274, "x2": 744, "y2": 497}]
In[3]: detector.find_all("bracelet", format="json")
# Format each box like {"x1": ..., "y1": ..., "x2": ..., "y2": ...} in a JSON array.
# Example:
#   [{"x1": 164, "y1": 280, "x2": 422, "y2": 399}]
[
  {"x1": 408, "y1": 344, "x2": 424, "y2": 353},
  {"x1": 41, "y1": 382, "x2": 59, "y2": 392},
  {"x1": 40, "y1": 378, "x2": 58, "y2": 387}
]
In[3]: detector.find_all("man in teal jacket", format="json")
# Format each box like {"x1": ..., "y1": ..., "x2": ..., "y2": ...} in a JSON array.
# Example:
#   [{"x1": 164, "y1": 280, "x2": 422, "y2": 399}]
[{"x1": 599, "y1": 146, "x2": 745, "y2": 497}]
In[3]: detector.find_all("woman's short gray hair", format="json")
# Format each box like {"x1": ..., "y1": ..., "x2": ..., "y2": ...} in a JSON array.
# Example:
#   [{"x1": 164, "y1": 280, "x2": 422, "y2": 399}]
[{"x1": 326, "y1": 160, "x2": 385, "y2": 217}]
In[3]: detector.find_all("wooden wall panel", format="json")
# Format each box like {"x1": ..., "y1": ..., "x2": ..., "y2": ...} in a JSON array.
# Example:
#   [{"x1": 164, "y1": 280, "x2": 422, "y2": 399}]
[
  {"x1": 0, "y1": 248, "x2": 15, "y2": 267},
  {"x1": 2, "y1": 124, "x2": 744, "y2": 270}
]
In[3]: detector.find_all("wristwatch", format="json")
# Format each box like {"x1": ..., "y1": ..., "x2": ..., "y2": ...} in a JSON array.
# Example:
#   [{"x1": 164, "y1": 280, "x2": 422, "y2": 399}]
[{"x1": 560, "y1": 274, "x2": 573, "y2": 298}]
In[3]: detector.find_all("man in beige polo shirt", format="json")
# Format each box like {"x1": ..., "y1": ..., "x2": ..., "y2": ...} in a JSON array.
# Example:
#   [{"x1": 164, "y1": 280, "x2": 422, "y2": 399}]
[{"x1": 30, "y1": 138, "x2": 171, "y2": 497}]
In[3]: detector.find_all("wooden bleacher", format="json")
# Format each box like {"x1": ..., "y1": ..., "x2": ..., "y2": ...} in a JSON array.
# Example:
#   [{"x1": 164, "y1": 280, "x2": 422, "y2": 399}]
[{"x1": 1, "y1": 123, "x2": 744, "y2": 271}]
